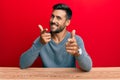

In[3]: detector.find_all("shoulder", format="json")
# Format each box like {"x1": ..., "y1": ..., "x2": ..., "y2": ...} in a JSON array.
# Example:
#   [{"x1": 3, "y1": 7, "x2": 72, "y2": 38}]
[{"x1": 33, "y1": 36, "x2": 40, "y2": 44}]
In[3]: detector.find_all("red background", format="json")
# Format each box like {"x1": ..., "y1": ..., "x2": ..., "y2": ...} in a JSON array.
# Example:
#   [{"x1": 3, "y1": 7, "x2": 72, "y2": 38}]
[{"x1": 0, "y1": 0, "x2": 120, "y2": 67}]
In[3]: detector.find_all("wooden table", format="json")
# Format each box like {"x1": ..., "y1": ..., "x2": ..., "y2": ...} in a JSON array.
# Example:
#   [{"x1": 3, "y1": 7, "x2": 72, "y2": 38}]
[{"x1": 0, "y1": 67, "x2": 120, "y2": 80}]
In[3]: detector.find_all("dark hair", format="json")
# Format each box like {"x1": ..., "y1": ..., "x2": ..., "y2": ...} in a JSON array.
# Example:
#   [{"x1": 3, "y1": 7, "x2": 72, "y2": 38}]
[{"x1": 53, "y1": 3, "x2": 72, "y2": 20}]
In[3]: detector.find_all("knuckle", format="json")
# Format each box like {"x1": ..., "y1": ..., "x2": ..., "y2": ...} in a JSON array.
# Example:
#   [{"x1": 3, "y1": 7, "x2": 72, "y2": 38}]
[
  {"x1": 75, "y1": 47, "x2": 78, "y2": 50},
  {"x1": 74, "y1": 42, "x2": 77, "y2": 46},
  {"x1": 73, "y1": 47, "x2": 76, "y2": 50},
  {"x1": 66, "y1": 50, "x2": 69, "y2": 53},
  {"x1": 73, "y1": 51, "x2": 76, "y2": 54}
]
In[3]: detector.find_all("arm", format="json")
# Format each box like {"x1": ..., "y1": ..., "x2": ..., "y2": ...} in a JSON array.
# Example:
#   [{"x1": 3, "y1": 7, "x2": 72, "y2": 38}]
[
  {"x1": 75, "y1": 36, "x2": 92, "y2": 72},
  {"x1": 66, "y1": 30, "x2": 92, "y2": 71},
  {"x1": 20, "y1": 37, "x2": 43, "y2": 69},
  {"x1": 20, "y1": 25, "x2": 51, "y2": 69}
]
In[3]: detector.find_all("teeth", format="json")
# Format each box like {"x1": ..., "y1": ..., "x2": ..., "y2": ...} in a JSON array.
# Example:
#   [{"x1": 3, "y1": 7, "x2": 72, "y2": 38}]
[{"x1": 52, "y1": 25, "x2": 57, "y2": 26}]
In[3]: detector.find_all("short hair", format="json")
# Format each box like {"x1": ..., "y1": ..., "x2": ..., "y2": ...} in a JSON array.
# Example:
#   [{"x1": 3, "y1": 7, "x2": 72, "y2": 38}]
[{"x1": 53, "y1": 3, "x2": 72, "y2": 20}]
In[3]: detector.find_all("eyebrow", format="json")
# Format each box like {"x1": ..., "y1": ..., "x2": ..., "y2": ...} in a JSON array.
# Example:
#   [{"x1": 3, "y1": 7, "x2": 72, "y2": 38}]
[{"x1": 51, "y1": 14, "x2": 62, "y2": 19}]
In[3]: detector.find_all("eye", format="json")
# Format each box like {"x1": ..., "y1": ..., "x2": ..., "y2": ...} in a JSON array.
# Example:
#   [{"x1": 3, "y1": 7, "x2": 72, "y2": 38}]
[
  {"x1": 57, "y1": 16, "x2": 62, "y2": 20},
  {"x1": 51, "y1": 14, "x2": 54, "y2": 18}
]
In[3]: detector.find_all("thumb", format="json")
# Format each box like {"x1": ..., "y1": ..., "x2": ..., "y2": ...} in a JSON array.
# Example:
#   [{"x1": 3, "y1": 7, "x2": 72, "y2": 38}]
[{"x1": 71, "y1": 30, "x2": 76, "y2": 39}]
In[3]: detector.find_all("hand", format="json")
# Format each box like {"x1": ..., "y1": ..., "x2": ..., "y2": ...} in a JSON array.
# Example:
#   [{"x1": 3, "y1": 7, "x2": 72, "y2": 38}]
[
  {"x1": 38, "y1": 25, "x2": 51, "y2": 45},
  {"x1": 66, "y1": 30, "x2": 80, "y2": 56}
]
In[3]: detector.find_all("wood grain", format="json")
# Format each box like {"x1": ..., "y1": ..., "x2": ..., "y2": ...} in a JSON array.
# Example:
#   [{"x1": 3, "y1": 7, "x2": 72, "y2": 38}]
[{"x1": 0, "y1": 67, "x2": 120, "y2": 80}]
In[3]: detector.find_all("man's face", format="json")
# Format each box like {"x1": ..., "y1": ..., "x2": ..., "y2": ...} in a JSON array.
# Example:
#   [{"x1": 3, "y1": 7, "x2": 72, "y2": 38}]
[{"x1": 50, "y1": 10, "x2": 70, "y2": 33}]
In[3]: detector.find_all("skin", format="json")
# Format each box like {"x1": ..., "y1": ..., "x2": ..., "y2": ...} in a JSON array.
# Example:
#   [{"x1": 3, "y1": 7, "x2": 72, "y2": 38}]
[{"x1": 38, "y1": 10, "x2": 80, "y2": 56}]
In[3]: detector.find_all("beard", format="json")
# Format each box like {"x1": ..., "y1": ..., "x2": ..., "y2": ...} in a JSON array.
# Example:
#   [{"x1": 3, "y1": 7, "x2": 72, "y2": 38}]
[{"x1": 50, "y1": 22, "x2": 66, "y2": 33}]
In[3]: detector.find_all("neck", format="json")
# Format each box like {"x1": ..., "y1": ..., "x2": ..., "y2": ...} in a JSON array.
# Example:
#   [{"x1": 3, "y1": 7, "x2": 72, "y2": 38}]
[{"x1": 52, "y1": 29, "x2": 67, "y2": 44}]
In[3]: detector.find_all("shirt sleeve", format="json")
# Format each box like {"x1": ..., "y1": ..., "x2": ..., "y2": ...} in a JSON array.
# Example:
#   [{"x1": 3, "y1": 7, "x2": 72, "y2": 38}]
[
  {"x1": 20, "y1": 37, "x2": 43, "y2": 69},
  {"x1": 75, "y1": 35, "x2": 92, "y2": 72}
]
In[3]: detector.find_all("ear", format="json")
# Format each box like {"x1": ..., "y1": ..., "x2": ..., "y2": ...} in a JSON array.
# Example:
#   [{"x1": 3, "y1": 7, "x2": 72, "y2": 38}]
[{"x1": 65, "y1": 19, "x2": 71, "y2": 26}]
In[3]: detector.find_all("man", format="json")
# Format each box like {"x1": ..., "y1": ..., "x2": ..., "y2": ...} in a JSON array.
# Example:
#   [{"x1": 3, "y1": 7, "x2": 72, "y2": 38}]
[{"x1": 20, "y1": 3, "x2": 92, "y2": 72}]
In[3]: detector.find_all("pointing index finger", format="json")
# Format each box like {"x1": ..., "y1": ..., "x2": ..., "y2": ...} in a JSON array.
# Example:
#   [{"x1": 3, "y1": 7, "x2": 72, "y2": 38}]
[{"x1": 38, "y1": 24, "x2": 43, "y2": 31}]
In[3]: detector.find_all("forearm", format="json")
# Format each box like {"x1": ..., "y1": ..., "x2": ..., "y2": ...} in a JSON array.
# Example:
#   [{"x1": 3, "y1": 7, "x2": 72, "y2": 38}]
[
  {"x1": 20, "y1": 37, "x2": 43, "y2": 69},
  {"x1": 75, "y1": 36, "x2": 92, "y2": 72},
  {"x1": 20, "y1": 48, "x2": 40, "y2": 69},
  {"x1": 75, "y1": 53, "x2": 92, "y2": 72}
]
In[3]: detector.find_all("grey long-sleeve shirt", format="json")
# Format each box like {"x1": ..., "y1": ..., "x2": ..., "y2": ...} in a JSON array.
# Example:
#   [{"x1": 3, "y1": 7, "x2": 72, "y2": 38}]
[{"x1": 20, "y1": 32, "x2": 92, "y2": 71}]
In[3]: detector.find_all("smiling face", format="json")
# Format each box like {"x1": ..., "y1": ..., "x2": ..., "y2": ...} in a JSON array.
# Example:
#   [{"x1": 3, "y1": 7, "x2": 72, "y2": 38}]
[{"x1": 50, "y1": 10, "x2": 70, "y2": 33}]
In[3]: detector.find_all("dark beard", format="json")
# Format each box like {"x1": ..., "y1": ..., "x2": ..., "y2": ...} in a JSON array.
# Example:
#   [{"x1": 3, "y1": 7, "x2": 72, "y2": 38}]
[
  {"x1": 50, "y1": 25, "x2": 66, "y2": 33},
  {"x1": 50, "y1": 22, "x2": 66, "y2": 33}
]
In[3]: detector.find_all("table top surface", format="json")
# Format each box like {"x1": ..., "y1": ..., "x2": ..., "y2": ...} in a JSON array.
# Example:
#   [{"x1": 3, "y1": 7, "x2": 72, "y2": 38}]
[{"x1": 0, "y1": 67, "x2": 120, "y2": 80}]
